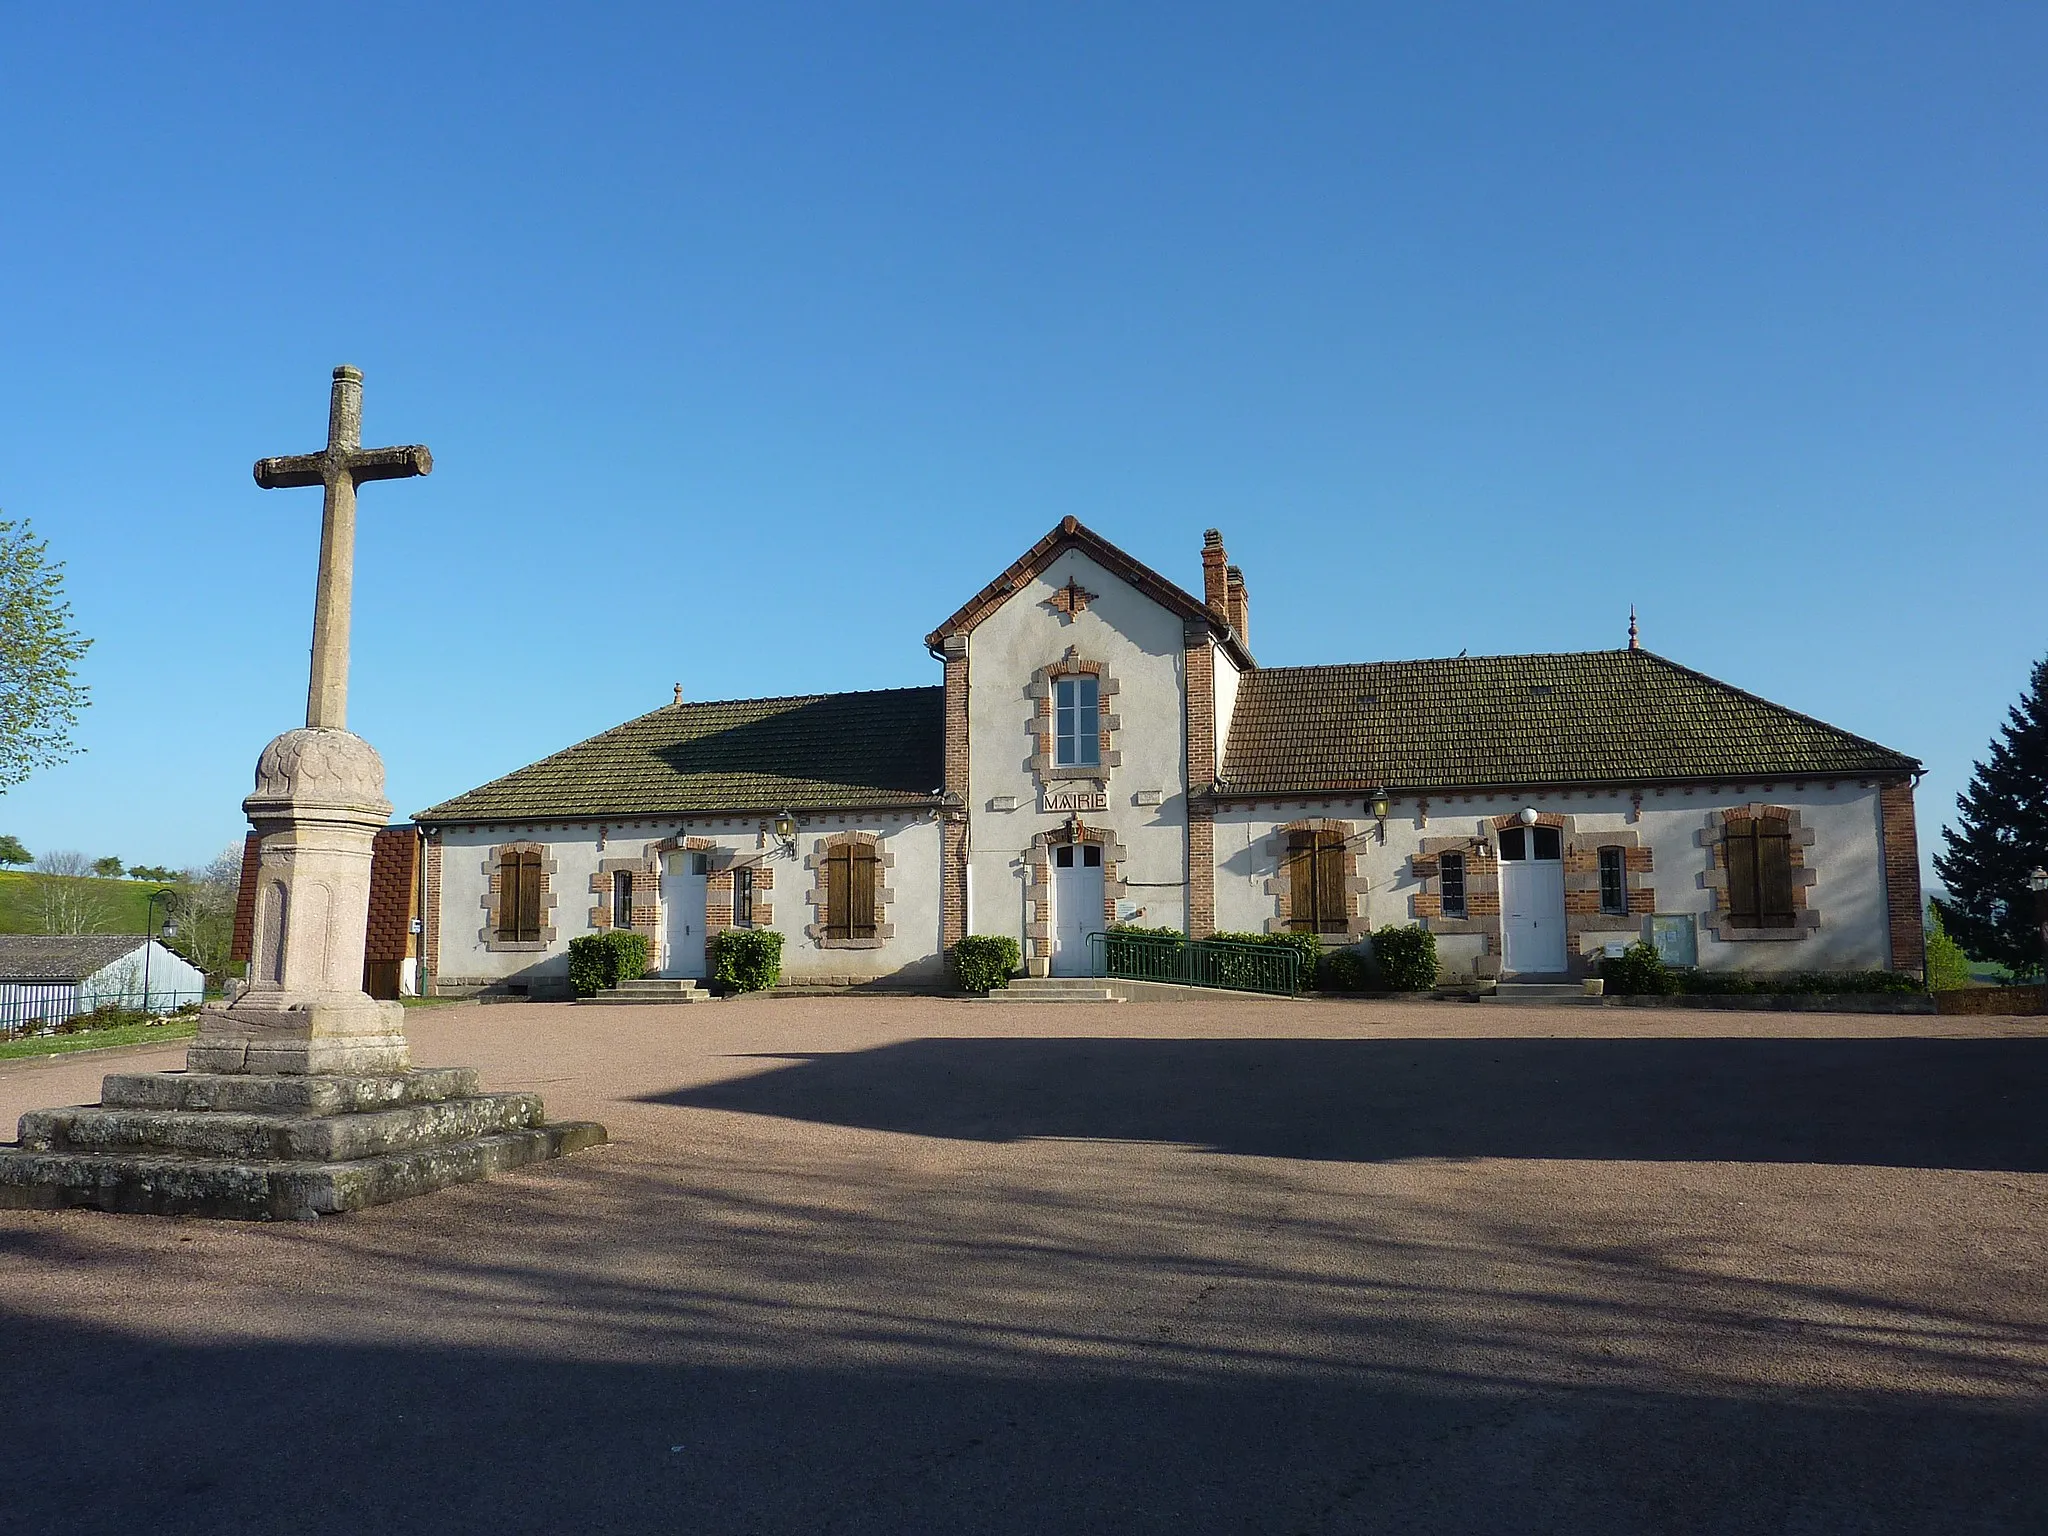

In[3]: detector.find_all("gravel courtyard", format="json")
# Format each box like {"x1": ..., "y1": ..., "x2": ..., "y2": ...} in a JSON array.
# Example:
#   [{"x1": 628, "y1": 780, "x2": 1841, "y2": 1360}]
[{"x1": 2, "y1": 996, "x2": 2044, "y2": 1535}]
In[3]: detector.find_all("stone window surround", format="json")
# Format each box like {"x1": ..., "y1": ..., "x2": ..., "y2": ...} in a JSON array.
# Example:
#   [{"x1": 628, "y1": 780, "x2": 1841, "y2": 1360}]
[
  {"x1": 1026, "y1": 649, "x2": 1122, "y2": 786},
  {"x1": 480, "y1": 840, "x2": 558, "y2": 954},
  {"x1": 804, "y1": 830, "x2": 895, "y2": 950},
  {"x1": 1024, "y1": 821, "x2": 1128, "y2": 971},
  {"x1": 1261, "y1": 819, "x2": 1370, "y2": 941},
  {"x1": 589, "y1": 852, "x2": 662, "y2": 952},
  {"x1": 1699, "y1": 804, "x2": 1819, "y2": 942}
]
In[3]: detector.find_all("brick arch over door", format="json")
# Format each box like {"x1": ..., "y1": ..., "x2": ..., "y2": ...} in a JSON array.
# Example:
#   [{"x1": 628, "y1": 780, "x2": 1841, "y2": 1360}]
[{"x1": 1023, "y1": 823, "x2": 1128, "y2": 968}]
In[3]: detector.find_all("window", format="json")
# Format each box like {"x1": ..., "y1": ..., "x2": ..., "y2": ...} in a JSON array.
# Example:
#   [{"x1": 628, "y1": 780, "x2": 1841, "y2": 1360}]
[
  {"x1": 823, "y1": 840, "x2": 880, "y2": 940},
  {"x1": 497, "y1": 850, "x2": 542, "y2": 943},
  {"x1": 612, "y1": 870, "x2": 635, "y2": 929},
  {"x1": 1725, "y1": 816, "x2": 1795, "y2": 928},
  {"x1": 1054, "y1": 675, "x2": 1101, "y2": 768},
  {"x1": 733, "y1": 867, "x2": 754, "y2": 927},
  {"x1": 1440, "y1": 852, "x2": 1467, "y2": 919},
  {"x1": 1286, "y1": 829, "x2": 1348, "y2": 934},
  {"x1": 1598, "y1": 846, "x2": 1628, "y2": 916},
  {"x1": 1054, "y1": 844, "x2": 1102, "y2": 870}
]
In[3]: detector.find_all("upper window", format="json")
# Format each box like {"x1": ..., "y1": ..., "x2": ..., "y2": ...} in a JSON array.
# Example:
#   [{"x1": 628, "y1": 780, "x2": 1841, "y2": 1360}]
[
  {"x1": 1725, "y1": 816, "x2": 1795, "y2": 928},
  {"x1": 823, "y1": 840, "x2": 880, "y2": 941},
  {"x1": 1054, "y1": 675, "x2": 1101, "y2": 768},
  {"x1": 1286, "y1": 829, "x2": 1348, "y2": 934},
  {"x1": 1597, "y1": 846, "x2": 1628, "y2": 916},
  {"x1": 1499, "y1": 825, "x2": 1561, "y2": 861},
  {"x1": 1440, "y1": 852, "x2": 1467, "y2": 919},
  {"x1": 497, "y1": 850, "x2": 543, "y2": 943}
]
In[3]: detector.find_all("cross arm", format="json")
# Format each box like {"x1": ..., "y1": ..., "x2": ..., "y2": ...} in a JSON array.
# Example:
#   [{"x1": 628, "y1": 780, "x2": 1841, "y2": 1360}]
[
  {"x1": 348, "y1": 444, "x2": 434, "y2": 483},
  {"x1": 253, "y1": 454, "x2": 327, "y2": 489}
]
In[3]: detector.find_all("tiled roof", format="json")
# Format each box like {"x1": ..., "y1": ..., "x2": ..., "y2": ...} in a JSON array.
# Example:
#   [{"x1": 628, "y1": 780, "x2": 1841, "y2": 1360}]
[
  {"x1": 0, "y1": 933, "x2": 150, "y2": 982},
  {"x1": 417, "y1": 687, "x2": 945, "y2": 823},
  {"x1": 1220, "y1": 650, "x2": 1917, "y2": 795}
]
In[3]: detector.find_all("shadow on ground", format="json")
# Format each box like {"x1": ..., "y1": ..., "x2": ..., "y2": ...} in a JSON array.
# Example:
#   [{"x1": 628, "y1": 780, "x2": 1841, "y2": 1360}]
[
  {"x1": 2, "y1": 1308, "x2": 2042, "y2": 1536},
  {"x1": 649, "y1": 1035, "x2": 2048, "y2": 1170}
]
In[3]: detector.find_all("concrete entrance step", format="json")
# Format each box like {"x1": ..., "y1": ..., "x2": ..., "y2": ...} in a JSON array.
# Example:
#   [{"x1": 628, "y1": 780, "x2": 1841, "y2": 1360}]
[
  {"x1": 1486, "y1": 982, "x2": 1591, "y2": 1005},
  {"x1": 585, "y1": 978, "x2": 715, "y2": 1005},
  {"x1": 992, "y1": 979, "x2": 1124, "y2": 1003}
]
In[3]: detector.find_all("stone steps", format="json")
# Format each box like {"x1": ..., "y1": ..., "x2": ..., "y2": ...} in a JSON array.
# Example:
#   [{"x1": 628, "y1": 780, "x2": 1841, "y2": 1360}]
[
  {"x1": 0, "y1": 1065, "x2": 606, "y2": 1221},
  {"x1": 584, "y1": 978, "x2": 715, "y2": 1005},
  {"x1": 1485, "y1": 982, "x2": 1592, "y2": 1005},
  {"x1": 992, "y1": 979, "x2": 1124, "y2": 1003}
]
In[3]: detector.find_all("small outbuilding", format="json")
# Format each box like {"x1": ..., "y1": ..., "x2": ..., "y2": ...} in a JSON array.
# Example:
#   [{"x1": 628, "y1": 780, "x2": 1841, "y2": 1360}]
[{"x1": 0, "y1": 934, "x2": 205, "y2": 1032}]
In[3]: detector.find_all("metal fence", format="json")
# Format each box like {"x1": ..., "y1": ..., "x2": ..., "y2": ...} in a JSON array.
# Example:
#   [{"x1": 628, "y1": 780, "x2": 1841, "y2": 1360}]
[
  {"x1": 0, "y1": 985, "x2": 206, "y2": 1041},
  {"x1": 1087, "y1": 931, "x2": 1305, "y2": 996}
]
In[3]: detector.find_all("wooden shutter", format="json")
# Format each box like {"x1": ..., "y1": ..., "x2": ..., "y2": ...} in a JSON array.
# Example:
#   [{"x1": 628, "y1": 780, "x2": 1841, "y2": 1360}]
[
  {"x1": 1757, "y1": 818, "x2": 1794, "y2": 927},
  {"x1": 497, "y1": 853, "x2": 520, "y2": 942},
  {"x1": 1315, "y1": 833, "x2": 1347, "y2": 934},
  {"x1": 826, "y1": 846, "x2": 851, "y2": 940},
  {"x1": 1286, "y1": 832, "x2": 1316, "y2": 932},
  {"x1": 849, "y1": 843, "x2": 878, "y2": 938},
  {"x1": 518, "y1": 852, "x2": 543, "y2": 941},
  {"x1": 1725, "y1": 823, "x2": 1760, "y2": 927}
]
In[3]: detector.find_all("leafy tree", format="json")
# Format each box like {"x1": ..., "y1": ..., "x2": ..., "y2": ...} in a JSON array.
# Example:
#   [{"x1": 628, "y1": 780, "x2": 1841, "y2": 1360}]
[
  {"x1": 126, "y1": 864, "x2": 175, "y2": 882},
  {"x1": 92, "y1": 855, "x2": 123, "y2": 879},
  {"x1": 0, "y1": 834, "x2": 28, "y2": 867},
  {"x1": 1935, "y1": 657, "x2": 2048, "y2": 978},
  {"x1": 0, "y1": 519, "x2": 90, "y2": 790},
  {"x1": 1924, "y1": 899, "x2": 1974, "y2": 993}
]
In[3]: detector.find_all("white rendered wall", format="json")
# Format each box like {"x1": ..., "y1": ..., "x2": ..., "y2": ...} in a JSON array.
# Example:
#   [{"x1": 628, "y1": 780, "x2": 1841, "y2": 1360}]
[
  {"x1": 433, "y1": 812, "x2": 945, "y2": 990},
  {"x1": 1213, "y1": 644, "x2": 1243, "y2": 778},
  {"x1": 964, "y1": 549, "x2": 1191, "y2": 948},
  {"x1": 1214, "y1": 781, "x2": 1895, "y2": 975}
]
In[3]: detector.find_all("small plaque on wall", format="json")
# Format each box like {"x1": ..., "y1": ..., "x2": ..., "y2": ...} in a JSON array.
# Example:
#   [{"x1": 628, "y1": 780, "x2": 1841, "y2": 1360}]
[
  {"x1": 1131, "y1": 789, "x2": 1163, "y2": 806},
  {"x1": 989, "y1": 795, "x2": 1018, "y2": 812}
]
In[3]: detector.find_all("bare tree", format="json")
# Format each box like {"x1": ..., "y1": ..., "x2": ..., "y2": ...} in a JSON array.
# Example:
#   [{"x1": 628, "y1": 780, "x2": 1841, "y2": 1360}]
[
  {"x1": 166, "y1": 845, "x2": 244, "y2": 983},
  {"x1": 32, "y1": 849, "x2": 92, "y2": 877},
  {"x1": 29, "y1": 868, "x2": 116, "y2": 934}
]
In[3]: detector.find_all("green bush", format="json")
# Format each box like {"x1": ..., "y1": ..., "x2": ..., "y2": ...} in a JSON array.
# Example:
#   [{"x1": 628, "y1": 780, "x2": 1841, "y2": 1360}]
[
  {"x1": 567, "y1": 930, "x2": 652, "y2": 997},
  {"x1": 1600, "y1": 941, "x2": 1674, "y2": 996},
  {"x1": 1616, "y1": 961, "x2": 1926, "y2": 998},
  {"x1": 951, "y1": 935, "x2": 1022, "y2": 992},
  {"x1": 1925, "y1": 899, "x2": 1973, "y2": 992},
  {"x1": 710, "y1": 928, "x2": 784, "y2": 993},
  {"x1": 1107, "y1": 924, "x2": 1186, "y2": 943},
  {"x1": 1212, "y1": 930, "x2": 1322, "y2": 992},
  {"x1": 1369, "y1": 925, "x2": 1439, "y2": 991},
  {"x1": 1317, "y1": 947, "x2": 1371, "y2": 992}
]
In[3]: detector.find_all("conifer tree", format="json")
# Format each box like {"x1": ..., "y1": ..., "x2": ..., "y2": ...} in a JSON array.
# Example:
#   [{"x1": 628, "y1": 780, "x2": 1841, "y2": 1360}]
[{"x1": 1934, "y1": 657, "x2": 2048, "y2": 976}]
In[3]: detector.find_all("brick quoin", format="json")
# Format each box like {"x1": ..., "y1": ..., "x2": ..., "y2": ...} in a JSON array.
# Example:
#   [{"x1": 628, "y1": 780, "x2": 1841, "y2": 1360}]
[
  {"x1": 1878, "y1": 778, "x2": 1925, "y2": 976},
  {"x1": 422, "y1": 833, "x2": 442, "y2": 989},
  {"x1": 1184, "y1": 625, "x2": 1217, "y2": 938},
  {"x1": 941, "y1": 636, "x2": 970, "y2": 947}
]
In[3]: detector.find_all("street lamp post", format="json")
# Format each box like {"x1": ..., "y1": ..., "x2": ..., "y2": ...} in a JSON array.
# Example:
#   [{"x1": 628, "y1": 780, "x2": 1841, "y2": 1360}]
[
  {"x1": 2028, "y1": 869, "x2": 2048, "y2": 981},
  {"x1": 142, "y1": 887, "x2": 177, "y2": 1016}
]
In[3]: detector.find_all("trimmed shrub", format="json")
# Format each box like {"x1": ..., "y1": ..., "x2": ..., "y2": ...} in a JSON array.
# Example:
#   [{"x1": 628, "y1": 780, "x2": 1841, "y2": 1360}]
[
  {"x1": 567, "y1": 930, "x2": 652, "y2": 997},
  {"x1": 952, "y1": 935, "x2": 1022, "y2": 992},
  {"x1": 1369, "y1": 925, "x2": 1439, "y2": 991},
  {"x1": 1209, "y1": 930, "x2": 1321, "y2": 992},
  {"x1": 1926, "y1": 900, "x2": 1974, "y2": 993},
  {"x1": 1107, "y1": 924, "x2": 1186, "y2": 943},
  {"x1": 1317, "y1": 947, "x2": 1371, "y2": 993},
  {"x1": 1600, "y1": 941, "x2": 1673, "y2": 996},
  {"x1": 710, "y1": 928, "x2": 784, "y2": 993}
]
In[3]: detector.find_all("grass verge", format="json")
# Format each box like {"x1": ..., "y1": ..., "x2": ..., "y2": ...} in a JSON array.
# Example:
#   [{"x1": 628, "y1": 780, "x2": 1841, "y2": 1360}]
[{"x1": 0, "y1": 1017, "x2": 199, "y2": 1061}]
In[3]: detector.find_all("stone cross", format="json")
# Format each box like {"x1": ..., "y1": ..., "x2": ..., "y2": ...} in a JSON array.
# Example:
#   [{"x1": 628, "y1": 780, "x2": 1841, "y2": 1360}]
[{"x1": 254, "y1": 365, "x2": 432, "y2": 731}]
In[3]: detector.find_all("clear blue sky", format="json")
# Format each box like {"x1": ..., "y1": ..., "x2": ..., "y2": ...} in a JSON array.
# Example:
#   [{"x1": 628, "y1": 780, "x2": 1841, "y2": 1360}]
[{"x1": 1, "y1": 4, "x2": 2041, "y2": 882}]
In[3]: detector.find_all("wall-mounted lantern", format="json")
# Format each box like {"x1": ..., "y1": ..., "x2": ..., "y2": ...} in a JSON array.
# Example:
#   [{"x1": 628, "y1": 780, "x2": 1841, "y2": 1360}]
[{"x1": 771, "y1": 811, "x2": 798, "y2": 857}]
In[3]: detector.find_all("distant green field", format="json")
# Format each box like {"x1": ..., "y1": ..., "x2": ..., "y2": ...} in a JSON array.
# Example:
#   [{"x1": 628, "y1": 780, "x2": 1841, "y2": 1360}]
[{"x1": 0, "y1": 871, "x2": 177, "y2": 937}]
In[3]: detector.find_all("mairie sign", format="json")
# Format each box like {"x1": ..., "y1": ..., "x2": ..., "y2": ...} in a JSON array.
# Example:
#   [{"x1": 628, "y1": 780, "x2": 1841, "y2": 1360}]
[{"x1": 1040, "y1": 787, "x2": 1108, "y2": 813}]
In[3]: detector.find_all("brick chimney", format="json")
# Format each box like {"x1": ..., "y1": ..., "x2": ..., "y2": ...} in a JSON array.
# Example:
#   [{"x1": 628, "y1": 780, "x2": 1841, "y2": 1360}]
[
  {"x1": 1201, "y1": 529, "x2": 1229, "y2": 619},
  {"x1": 1225, "y1": 565, "x2": 1249, "y2": 646}
]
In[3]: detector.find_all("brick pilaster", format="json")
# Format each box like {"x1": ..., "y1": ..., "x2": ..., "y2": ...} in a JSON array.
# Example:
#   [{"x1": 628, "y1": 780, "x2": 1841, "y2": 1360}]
[
  {"x1": 1184, "y1": 621, "x2": 1217, "y2": 939},
  {"x1": 1878, "y1": 778, "x2": 1925, "y2": 977},
  {"x1": 422, "y1": 831, "x2": 442, "y2": 994},
  {"x1": 941, "y1": 634, "x2": 970, "y2": 946}
]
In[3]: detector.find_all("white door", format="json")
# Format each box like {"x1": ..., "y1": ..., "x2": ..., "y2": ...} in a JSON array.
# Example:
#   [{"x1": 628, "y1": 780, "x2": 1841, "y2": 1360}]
[
  {"x1": 1499, "y1": 823, "x2": 1567, "y2": 975},
  {"x1": 662, "y1": 850, "x2": 708, "y2": 978},
  {"x1": 1050, "y1": 842, "x2": 1105, "y2": 977}
]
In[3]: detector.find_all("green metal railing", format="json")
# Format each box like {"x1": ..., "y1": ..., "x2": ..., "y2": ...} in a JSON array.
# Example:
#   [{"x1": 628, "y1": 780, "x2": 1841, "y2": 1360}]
[{"x1": 1087, "y1": 931, "x2": 1304, "y2": 996}]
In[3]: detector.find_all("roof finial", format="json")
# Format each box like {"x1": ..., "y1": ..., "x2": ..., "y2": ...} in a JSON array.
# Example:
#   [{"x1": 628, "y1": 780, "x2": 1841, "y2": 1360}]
[
  {"x1": 1627, "y1": 606, "x2": 1639, "y2": 650},
  {"x1": 673, "y1": 682, "x2": 683, "y2": 705}
]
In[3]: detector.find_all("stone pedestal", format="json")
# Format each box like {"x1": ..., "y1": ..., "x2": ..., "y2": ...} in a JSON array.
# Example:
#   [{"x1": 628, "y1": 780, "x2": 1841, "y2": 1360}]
[{"x1": 191, "y1": 726, "x2": 409, "y2": 1075}]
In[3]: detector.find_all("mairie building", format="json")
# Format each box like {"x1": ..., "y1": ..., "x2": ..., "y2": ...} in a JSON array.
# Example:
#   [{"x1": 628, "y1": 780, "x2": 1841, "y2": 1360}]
[{"x1": 409, "y1": 518, "x2": 1925, "y2": 998}]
